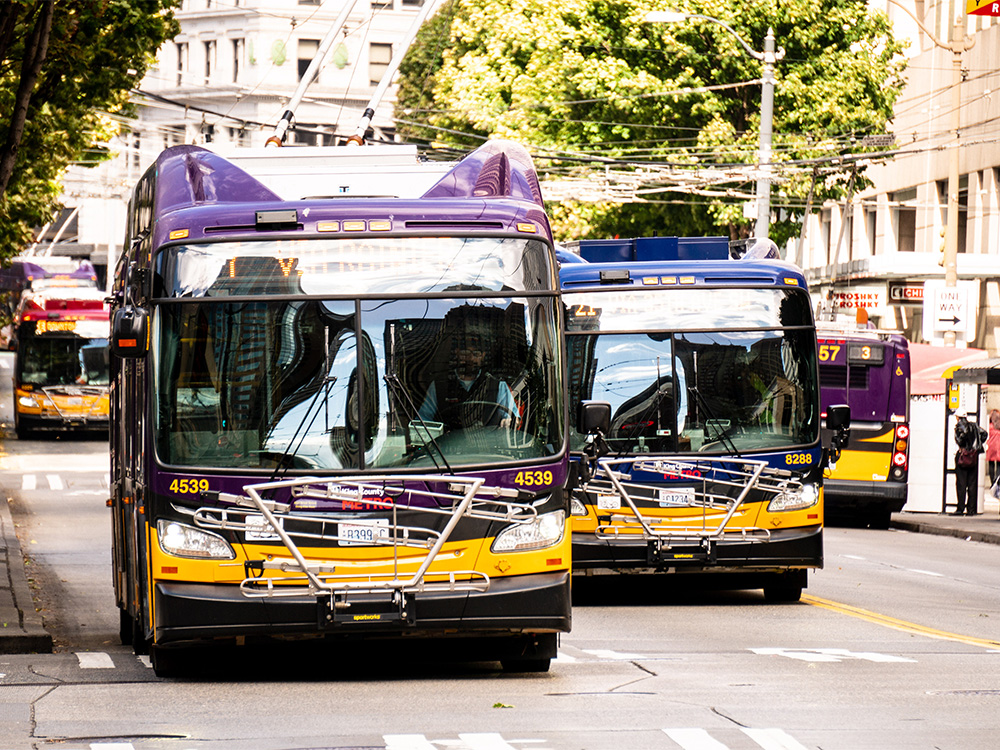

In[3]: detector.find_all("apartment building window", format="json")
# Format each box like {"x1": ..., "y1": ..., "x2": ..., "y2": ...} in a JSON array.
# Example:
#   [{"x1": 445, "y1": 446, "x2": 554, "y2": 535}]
[
  {"x1": 298, "y1": 39, "x2": 320, "y2": 81},
  {"x1": 369, "y1": 42, "x2": 392, "y2": 85},
  {"x1": 233, "y1": 39, "x2": 243, "y2": 83},
  {"x1": 865, "y1": 206, "x2": 876, "y2": 255},
  {"x1": 372, "y1": 1, "x2": 393, "y2": 8},
  {"x1": 402, "y1": 0, "x2": 425, "y2": 6},
  {"x1": 891, "y1": 188, "x2": 916, "y2": 253},
  {"x1": 204, "y1": 40, "x2": 216, "y2": 82},
  {"x1": 299, "y1": 0, "x2": 321, "y2": 4},
  {"x1": 937, "y1": 177, "x2": 969, "y2": 253},
  {"x1": 176, "y1": 42, "x2": 188, "y2": 86},
  {"x1": 821, "y1": 208, "x2": 832, "y2": 265}
]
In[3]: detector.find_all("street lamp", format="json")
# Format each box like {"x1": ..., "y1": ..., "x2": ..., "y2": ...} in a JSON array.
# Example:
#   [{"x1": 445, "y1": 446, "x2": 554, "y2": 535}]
[{"x1": 644, "y1": 11, "x2": 783, "y2": 240}]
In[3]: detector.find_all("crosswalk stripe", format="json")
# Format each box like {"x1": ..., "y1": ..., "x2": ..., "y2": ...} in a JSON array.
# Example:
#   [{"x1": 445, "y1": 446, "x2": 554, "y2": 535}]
[
  {"x1": 21, "y1": 475, "x2": 36, "y2": 490},
  {"x1": 664, "y1": 728, "x2": 730, "y2": 750},
  {"x1": 76, "y1": 652, "x2": 115, "y2": 669},
  {"x1": 46, "y1": 474, "x2": 63, "y2": 490},
  {"x1": 458, "y1": 734, "x2": 518, "y2": 750},
  {"x1": 384, "y1": 736, "x2": 437, "y2": 750},
  {"x1": 741, "y1": 728, "x2": 810, "y2": 750}
]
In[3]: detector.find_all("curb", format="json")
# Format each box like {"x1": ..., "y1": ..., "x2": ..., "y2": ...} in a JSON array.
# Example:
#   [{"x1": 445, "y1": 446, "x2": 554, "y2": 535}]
[
  {"x1": 0, "y1": 496, "x2": 52, "y2": 653},
  {"x1": 891, "y1": 518, "x2": 1000, "y2": 546}
]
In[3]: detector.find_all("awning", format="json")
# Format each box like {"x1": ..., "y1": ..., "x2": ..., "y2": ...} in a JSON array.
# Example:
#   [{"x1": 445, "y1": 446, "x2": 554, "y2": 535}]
[
  {"x1": 908, "y1": 342, "x2": 988, "y2": 395},
  {"x1": 950, "y1": 357, "x2": 1000, "y2": 385}
]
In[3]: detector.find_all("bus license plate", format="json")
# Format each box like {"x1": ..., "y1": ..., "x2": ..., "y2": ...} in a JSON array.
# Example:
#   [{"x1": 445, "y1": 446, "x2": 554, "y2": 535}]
[
  {"x1": 339, "y1": 519, "x2": 389, "y2": 546},
  {"x1": 658, "y1": 488, "x2": 695, "y2": 506}
]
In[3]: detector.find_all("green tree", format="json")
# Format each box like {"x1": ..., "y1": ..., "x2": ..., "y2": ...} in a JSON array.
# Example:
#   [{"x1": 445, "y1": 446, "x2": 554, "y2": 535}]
[
  {"x1": 0, "y1": 1, "x2": 179, "y2": 260},
  {"x1": 395, "y1": 0, "x2": 906, "y2": 246}
]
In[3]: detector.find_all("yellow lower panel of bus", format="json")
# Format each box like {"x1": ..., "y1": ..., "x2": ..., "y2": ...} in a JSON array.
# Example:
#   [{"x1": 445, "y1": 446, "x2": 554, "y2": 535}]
[
  {"x1": 149, "y1": 528, "x2": 570, "y2": 585},
  {"x1": 14, "y1": 387, "x2": 109, "y2": 419},
  {"x1": 828, "y1": 438, "x2": 894, "y2": 483}
]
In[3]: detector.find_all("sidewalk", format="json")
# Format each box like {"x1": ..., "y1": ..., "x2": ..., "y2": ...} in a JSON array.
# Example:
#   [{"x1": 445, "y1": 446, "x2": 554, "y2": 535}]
[
  {"x1": 890, "y1": 507, "x2": 1000, "y2": 545},
  {"x1": 0, "y1": 495, "x2": 52, "y2": 652}
]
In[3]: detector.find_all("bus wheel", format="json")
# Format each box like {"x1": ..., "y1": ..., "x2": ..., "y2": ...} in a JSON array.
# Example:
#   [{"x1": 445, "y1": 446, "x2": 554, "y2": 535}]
[
  {"x1": 150, "y1": 645, "x2": 186, "y2": 678},
  {"x1": 500, "y1": 657, "x2": 551, "y2": 673},
  {"x1": 763, "y1": 573, "x2": 804, "y2": 603},
  {"x1": 118, "y1": 609, "x2": 133, "y2": 646},
  {"x1": 869, "y1": 508, "x2": 892, "y2": 530},
  {"x1": 131, "y1": 617, "x2": 150, "y2": 656}
]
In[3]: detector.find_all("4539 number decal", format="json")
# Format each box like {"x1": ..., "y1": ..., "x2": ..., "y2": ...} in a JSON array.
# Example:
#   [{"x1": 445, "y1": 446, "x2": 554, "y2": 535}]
[
  {"x1": 513, "y1": 470, "x2": 554, "y2": 487},
  {"x1": 784, "y1": 453, "x2": 813, "y2": 466},
  {"x1": 169, "y1": 478, "x2": 210, "y2": 494}
]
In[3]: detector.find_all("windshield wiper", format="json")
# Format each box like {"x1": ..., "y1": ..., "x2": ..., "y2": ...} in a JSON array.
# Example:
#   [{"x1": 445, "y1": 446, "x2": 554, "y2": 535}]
[
  {"x1": 688, "y1": 385, "x2": 742, "y2": 459},
  {"x1": 384, "y1": 373, "x2": 454, "y2": 475},
  {"x1": 264, "y1": 373, "x2": 339, "y2": 483}
]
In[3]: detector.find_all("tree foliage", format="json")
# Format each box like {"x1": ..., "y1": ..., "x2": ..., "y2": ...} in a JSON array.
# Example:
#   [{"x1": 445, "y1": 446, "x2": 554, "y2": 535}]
[
  {"x1": 395, "y1": 0, "x2": 907, "y2": 245},
  {"x1": 0, "y1": 1, "x2": 179, "y2": 260}
]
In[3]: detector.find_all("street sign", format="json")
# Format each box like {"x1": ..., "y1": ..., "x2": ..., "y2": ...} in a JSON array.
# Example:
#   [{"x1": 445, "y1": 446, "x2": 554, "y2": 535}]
[
  {"x1": 932, "y1": 286, "x2": 968, "y2": 333},
  {"x1": 968, "y1": 0, "x2": 1000, "y2": 16},
  {"x1": 921, "y1": 279, "x2": 978, "y2": 343}
]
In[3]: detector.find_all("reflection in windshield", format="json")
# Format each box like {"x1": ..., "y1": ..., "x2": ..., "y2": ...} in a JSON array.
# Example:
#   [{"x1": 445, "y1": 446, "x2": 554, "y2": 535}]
[
  {"x1": 568, "y1": 329, "x2": 818, "y2": 454},
  {"x1": 154, "y1": 297, "x2": 563, "y2": 470}
]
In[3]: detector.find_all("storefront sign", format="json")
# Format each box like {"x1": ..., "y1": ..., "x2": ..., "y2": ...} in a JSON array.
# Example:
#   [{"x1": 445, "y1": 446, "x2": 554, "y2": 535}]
[{"x1": 888, "y1": 281, "x2": 924, "y2": 305}]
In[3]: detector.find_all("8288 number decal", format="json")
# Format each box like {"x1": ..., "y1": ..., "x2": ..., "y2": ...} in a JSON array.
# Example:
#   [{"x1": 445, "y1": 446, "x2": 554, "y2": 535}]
[
  {"x1": 784, "y1": 453, "x2": 813, "y2": 466},
  {"x1": 169, "y1": 478, "x2": 210, "y2": 494},
  {"x1": 513, "y1": 470, "x2": 553, "y2": 487}
]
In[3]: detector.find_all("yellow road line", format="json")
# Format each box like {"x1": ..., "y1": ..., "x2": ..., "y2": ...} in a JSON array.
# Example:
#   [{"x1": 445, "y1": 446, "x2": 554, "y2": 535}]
[{"x1": 802, "y1": 594, "x2": 1000, "y2": 650}]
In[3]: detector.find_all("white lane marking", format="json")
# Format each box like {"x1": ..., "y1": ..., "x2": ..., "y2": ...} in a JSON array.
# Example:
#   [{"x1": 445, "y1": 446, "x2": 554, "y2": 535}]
[
  {"x1": 664, "y1": 728, "x2": 730, "y2": 749},
  {"x1": 741, "y1": 728, "x2": 811, "y2": 750},
  {"x1": 91, "y1": 744, "x2": 135, "y2": 750},
  {"x1": 46, "y1": 474, "x2": 64, "y2": 490},
  {"x1": 842, "y1": 554, "x2": 865, "y2": 560},
  {"x1": 105, "y1": 473, "x2": 111, "y2": 487},
  {"x1": 906, "y1": 568, "x2": 944, "y2": 577},
  {"x1": 137, "y1": 655, "x2": 151, "y2": 669},
  {"x1": 582, "y1": 649, "x2": 647, "y2": 660},
  {"x1": 76, "y1": 652, "x2": 115, "y2": 669},
  {"x1": 553, "y1": 651, "x2": 577, "y2": 663},
  {"x1": 751, "y1": 647, "x2": 915, "y2": 663},
  {"x1": 21, "y1": 474, "x2": 36, "y2": 490},
  {"x1": 0, "y1": 359, "x2": 9, "y2": 369}
]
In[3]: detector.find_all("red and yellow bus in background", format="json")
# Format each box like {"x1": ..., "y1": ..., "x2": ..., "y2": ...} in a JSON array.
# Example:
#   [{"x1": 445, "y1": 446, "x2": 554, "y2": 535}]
[{"x1": 11, "y1": 287, "x2": 110, "y2": 439}]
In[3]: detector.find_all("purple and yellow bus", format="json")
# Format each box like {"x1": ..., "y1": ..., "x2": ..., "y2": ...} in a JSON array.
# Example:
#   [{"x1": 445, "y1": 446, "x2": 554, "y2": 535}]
[
  {"x1": 817, "y1": 326, "x2": 910, "y2": 528},
  {"x1": 109, "y1": 141, "x2": 572, "y2": 675},
  {"x1": 560, "y1": 237, "x2": 848, "y2": 603}
]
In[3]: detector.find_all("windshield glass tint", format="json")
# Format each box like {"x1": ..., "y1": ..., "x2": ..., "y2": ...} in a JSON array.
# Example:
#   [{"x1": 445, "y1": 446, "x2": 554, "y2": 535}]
[
  {"x1": 564, "y1": 287, "x2": 812, "y2": 332},
  {"x1": 155, "y1": 237, "x2": 553, "y2": 297},
  {"x1": 568, "y1": 328, "x2": 818, "y2": 454},
  {"x1": 154, "y1": 297, "x2": 563, "y2": 470}
]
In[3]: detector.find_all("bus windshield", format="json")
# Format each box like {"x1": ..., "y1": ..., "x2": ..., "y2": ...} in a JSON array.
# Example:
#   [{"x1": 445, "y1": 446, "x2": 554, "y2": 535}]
[
  {"x1": 565, "y1": 287, "x2": 819, "y2": 454},
  {"x1": 18, "y1": 327, "x2": 110, "y2": 387},
  {"x1": 153, "y1": 238, "x2": 563, "y2": 470}
]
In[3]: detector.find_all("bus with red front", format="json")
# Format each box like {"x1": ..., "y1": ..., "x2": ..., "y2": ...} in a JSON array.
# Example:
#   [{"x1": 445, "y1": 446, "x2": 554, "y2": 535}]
[{"x1": 11, "y1": 287, "x2": 110, "y2": 438}]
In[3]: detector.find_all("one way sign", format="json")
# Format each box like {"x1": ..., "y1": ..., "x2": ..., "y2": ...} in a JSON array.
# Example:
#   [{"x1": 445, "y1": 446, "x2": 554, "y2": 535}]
[{"x1": 922, "y1": 279, "x2": 978, "y2": 342}]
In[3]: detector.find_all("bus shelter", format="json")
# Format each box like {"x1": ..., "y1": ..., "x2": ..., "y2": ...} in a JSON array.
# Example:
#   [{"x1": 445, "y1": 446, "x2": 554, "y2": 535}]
[{"x1": 942, "y1": 359, "x2": 1000, "y2": 513}]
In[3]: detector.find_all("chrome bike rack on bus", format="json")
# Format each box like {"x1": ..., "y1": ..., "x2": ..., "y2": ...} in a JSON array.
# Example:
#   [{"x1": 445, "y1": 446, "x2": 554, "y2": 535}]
[
  {"x1": 192, "y1": 474, "x2": 536, "y2": 626},
  {"x1": 581, "y1": 456, "x2": 803, "y2": 563}
]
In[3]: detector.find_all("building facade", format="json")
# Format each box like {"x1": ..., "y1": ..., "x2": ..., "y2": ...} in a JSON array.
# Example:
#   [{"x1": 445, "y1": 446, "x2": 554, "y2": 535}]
[{"x1": 799, "y1": 0, "x2": 1000, "y2": 351}]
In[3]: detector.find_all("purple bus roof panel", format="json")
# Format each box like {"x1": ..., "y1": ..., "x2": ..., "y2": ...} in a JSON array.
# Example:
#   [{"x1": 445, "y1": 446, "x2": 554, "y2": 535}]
[
  {"x1": 420, "y1": 140, "x2": 545, "y2": 207},
  {"x1": 153, "y1": 145, "x2": 283, "y2": 216}
]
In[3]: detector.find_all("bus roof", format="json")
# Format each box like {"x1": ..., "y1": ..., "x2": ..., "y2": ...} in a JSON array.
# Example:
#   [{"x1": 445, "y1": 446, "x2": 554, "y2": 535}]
[
  {"x1": 559, "y1": 258, "x2": 809, "y2": 291},
  {"x1": 144, "y1": 141, "x2": 552, "y2": 250},
  {"x1": 16, "y1": 287, "x2": 108, "y2": 322},
  {"x1": 815, "y1": 324, "x2": 909, "y2": 348}
]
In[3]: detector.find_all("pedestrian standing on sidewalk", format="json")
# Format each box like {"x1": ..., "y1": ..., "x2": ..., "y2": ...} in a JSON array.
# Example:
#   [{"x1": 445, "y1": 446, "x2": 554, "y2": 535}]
[
  {"x1": 987, "y1": 409, "x2": 1000, "y2": 487},
  {"x1": 954, "y1": 411, "x2": 988, "y2": 515}
]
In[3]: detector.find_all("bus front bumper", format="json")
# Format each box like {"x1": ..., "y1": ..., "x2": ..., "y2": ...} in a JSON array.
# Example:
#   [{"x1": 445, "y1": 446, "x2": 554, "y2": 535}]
[
  {"x1": 823, "y1": 480, "x2": 907, "y2": 514},
  {"x1": 152, "y1": 570, "x2": 570, "y2": 647},
  {"x1": 571, "y1": 524, "x2": 822, "y2": 574}
]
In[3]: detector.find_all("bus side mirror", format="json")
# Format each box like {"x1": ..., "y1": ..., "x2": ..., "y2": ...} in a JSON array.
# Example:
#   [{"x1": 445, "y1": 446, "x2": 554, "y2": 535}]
[
  {"x1": 578, "y1": 400, "x2": 611, "y2": 435},
  {"x1": 111, "y1": 306, "x2": 149, "y2": 358},
  {"x1": 825, "y1": 404, "x2": 851, "y2": 462}
]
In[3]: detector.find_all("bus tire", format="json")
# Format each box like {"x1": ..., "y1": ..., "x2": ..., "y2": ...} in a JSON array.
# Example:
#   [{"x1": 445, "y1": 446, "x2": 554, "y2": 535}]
[
  {"x1": 763, "y1": 573, "x2": 804, "y2": 603},
  {"x1": 150, "y1": 645, "x2": 185, "y2": 678},
  {"x1": 869, "y1": 508, "x2": 892, "y2": 530},
  {"x1": 132, "y1": 617, "x2": 150, "y2": 656},
  {"x1": 119, "y1": 608, "x2": 133, "y2": 646},
  {"x1": 501, "y1": 657, "x2": 551, "y2": 673}
]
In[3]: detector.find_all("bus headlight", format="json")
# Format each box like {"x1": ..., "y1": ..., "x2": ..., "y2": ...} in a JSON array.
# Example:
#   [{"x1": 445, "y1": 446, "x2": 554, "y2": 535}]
[
  {"x1": 491, "y1": 510, "x2": 565, "y2": 552},
  {"x1": 18, "y1": 395, "x2": 39, "y2": 408},
  {"x1": 767, "y1": 483, "x2": 819, "y2": 513},
  {"x1": 157, "y1": 520, "x2": 235, "y2": 559},
  {"x1": 570, "y1": 495, "x2": 588, "y2": 516}
]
